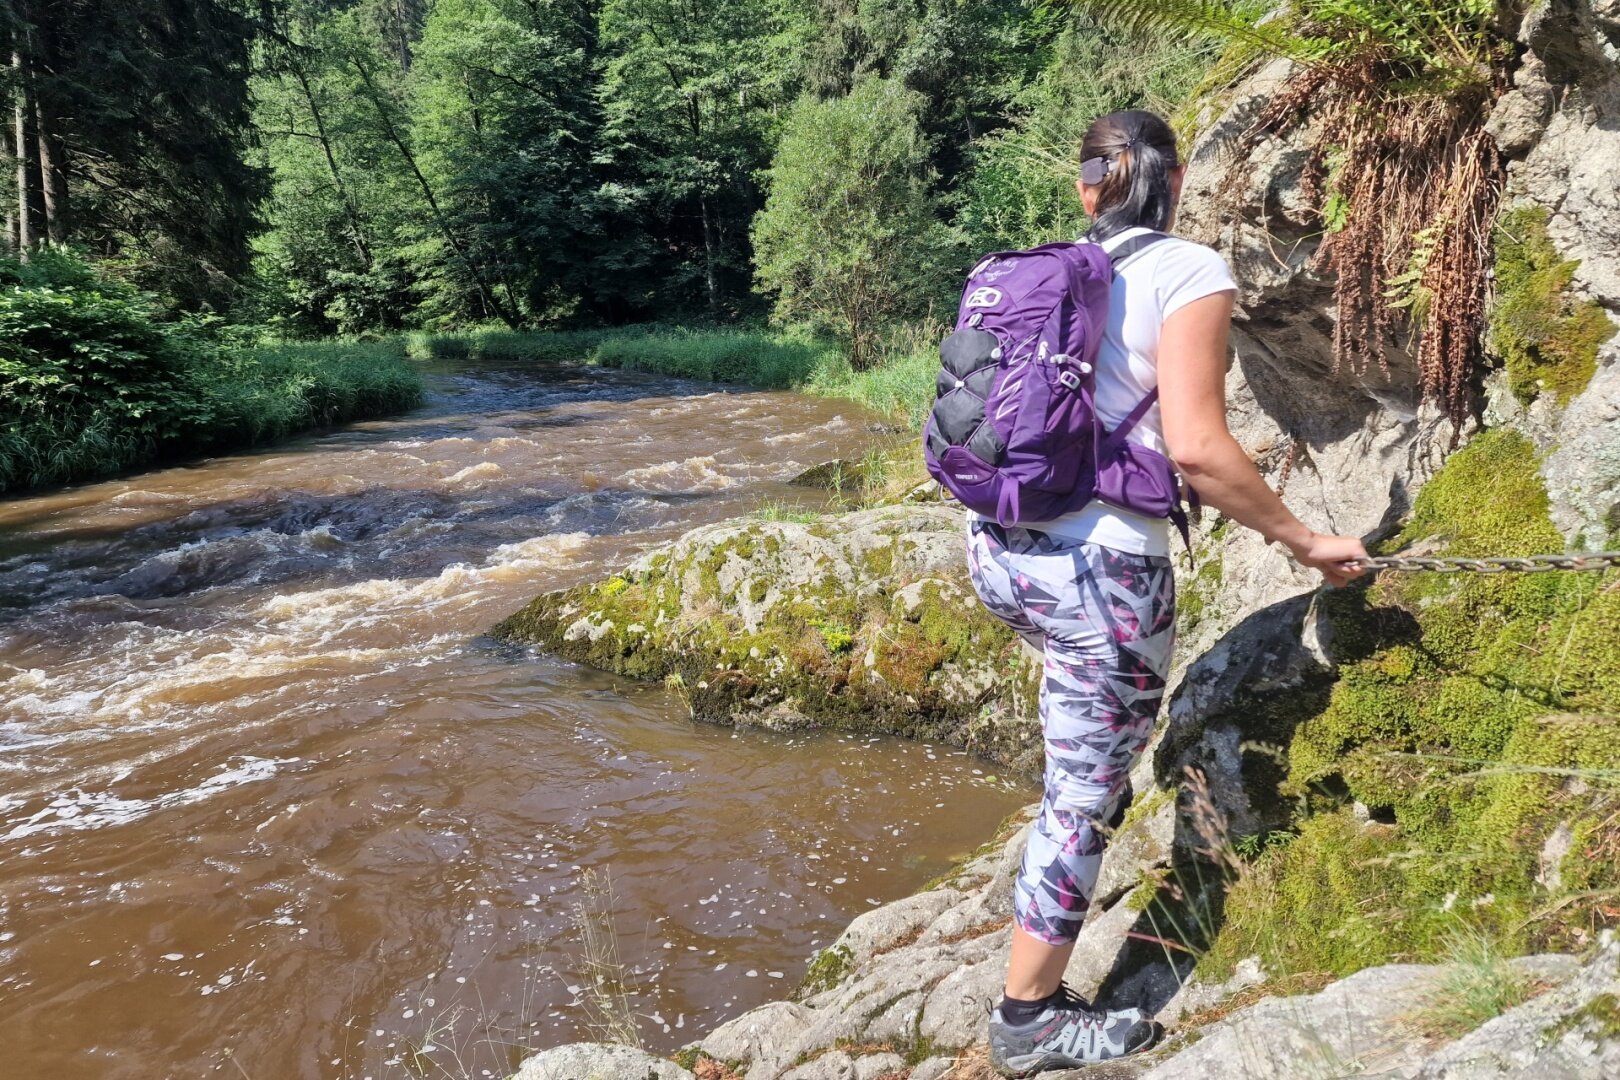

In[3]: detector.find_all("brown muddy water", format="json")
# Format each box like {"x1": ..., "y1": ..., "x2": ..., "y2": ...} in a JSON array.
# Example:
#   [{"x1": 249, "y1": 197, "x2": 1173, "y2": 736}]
[{"x1": 0, "y1": 357, "x2": 1035, "y2": 1080}]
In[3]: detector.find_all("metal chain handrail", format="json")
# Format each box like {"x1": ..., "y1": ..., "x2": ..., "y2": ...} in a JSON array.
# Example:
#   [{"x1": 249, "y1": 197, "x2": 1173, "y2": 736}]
[{"x1": 1352, "y1": 552, "x2": 1620, "y2": 574}]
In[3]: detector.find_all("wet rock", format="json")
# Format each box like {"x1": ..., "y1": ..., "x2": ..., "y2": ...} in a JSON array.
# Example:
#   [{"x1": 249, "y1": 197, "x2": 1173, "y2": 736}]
[
  {"x1": 511, "y1": 1043, "x2": 695, "y2": 1080},
  {"x1": 790, "y1": 459, "x2": 867, "y2": 491}
]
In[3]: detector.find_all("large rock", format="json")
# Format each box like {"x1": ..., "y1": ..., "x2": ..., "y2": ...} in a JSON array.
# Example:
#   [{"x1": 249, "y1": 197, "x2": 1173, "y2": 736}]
[
  {"x1": 491, "y1": 504, "x2": 1045, "y2": 771},
  {"x1": 511, "y1": 1043, "x2": 694, "y2": 1080},
  {"x1": 1411, "y1": 940, "x2": 1620, "y2": 1079}
]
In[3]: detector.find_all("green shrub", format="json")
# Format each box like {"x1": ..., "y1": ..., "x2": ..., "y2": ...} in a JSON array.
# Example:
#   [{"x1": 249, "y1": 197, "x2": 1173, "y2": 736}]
[{"x1": 0, "y1": 251, "x2": 422, "y2": 491}]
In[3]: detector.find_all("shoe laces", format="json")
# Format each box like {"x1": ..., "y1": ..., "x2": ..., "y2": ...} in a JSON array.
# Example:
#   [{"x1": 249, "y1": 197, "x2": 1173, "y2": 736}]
[{"x1": 1048, "y1": 982, "x2": 1106, "y2": 1023}]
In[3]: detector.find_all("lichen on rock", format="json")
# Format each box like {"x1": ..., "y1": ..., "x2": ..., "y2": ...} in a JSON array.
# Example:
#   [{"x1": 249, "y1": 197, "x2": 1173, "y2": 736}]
[{"x1": 491, "y1": 504, "x2": 1044, "y2": 770}]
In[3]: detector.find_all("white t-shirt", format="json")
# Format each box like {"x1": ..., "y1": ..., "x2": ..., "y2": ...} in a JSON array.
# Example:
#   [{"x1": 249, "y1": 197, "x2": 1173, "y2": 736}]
[{"x1": 973, "y1": 227, "x2": 1237, "y2": 557}]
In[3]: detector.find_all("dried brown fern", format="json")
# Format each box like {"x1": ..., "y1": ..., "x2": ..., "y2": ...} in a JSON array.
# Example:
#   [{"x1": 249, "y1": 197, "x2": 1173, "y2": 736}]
[{"x1": 1225, "y1": 46, "x2": 1508, "y2": 434}]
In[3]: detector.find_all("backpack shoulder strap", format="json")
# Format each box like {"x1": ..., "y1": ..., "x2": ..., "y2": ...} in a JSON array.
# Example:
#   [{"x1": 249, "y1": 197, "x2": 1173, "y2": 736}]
[{"x1": 1097, "y1": 230, "x2": 1170, "y2": 271}]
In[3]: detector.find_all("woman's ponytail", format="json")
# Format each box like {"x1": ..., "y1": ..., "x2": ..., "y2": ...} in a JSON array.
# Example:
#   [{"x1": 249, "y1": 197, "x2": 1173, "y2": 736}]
[{"x1": 1079, "y1": 110, "x2": 1179, "y2": 240}]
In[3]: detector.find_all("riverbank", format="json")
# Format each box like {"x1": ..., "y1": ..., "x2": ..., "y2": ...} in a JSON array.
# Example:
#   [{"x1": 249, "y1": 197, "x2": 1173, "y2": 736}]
[
  {"x1": 406, "y1": 323, "x2": 938, "y2": 429},
  {"x1": 0, "y1": 253, "x2": 423, "y2": 493}
]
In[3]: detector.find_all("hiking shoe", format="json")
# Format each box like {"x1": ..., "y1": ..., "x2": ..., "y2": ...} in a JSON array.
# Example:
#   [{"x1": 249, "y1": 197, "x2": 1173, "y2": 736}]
[{"x1": 988, "y1": 984, "x2": 1159, "y2": 1076}]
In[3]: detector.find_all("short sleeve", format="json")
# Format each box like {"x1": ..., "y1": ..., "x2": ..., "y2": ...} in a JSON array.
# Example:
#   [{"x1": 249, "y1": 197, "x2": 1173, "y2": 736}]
[{"x1": 1155, "y1": 241, "x2": 1238, "y2": 319}]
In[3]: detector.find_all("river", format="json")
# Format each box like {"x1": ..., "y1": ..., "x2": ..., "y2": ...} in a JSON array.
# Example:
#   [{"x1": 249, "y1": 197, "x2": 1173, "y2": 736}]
[{"x1": 0, "y1": 356, "x2": 1033, "y2": 1080}]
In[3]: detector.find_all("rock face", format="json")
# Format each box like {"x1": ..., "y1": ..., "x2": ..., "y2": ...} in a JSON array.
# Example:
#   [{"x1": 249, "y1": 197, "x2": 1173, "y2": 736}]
[
  {"x1": 512, "y1": 1042, "x2": 697, "y2": 1080},
  {"x1": 504, "y1": 2, "x2": 1620, "y2": 1077},
  {"x1": 492, "y1": 503, "x2": 1046, "y2": 772}
]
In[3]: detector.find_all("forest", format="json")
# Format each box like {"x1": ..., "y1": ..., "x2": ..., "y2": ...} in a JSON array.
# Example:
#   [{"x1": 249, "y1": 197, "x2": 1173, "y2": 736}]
[{"x1": 0, "y1": 0, "x2": 1212, "y2": 490}]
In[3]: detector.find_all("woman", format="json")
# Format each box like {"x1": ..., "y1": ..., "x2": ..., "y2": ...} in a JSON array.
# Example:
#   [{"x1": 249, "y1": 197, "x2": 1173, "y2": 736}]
[{"x1": 969, "y1": 110, "x2": 1369, "y2": 1074}]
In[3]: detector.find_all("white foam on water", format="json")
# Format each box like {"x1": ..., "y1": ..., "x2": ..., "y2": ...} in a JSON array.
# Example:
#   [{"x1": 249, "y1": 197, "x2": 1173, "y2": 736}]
[
  {"x1": 257, "y1": 531, "x2": 592, "y2": 633},
  {"x1": 441, "y1": 462, "x2": 505, "y2": 486},
  {"x1": 483, "y1": 436, "x2": 543, "y2": 455},
  {"x1": 1, "y1": 756, "x2": 295, "y2": 840},
  {"x1": 621, "y1": 456, "x2": 741, "y2": 492},
  {"x1": 107, "y1": 489, "x2": 191, "y2": 507}
]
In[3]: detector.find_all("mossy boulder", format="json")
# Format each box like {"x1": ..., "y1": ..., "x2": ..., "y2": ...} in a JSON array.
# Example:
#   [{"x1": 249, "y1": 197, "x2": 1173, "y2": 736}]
[{"x1": 491, "y1": 504, "x2": 1044, "y2": 770}]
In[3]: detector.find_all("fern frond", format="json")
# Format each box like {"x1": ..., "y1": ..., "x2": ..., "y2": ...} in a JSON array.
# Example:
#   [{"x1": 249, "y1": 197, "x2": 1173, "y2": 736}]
[{"x1": 1083, "y1": 0, "x2": 1328, "y2": 64}]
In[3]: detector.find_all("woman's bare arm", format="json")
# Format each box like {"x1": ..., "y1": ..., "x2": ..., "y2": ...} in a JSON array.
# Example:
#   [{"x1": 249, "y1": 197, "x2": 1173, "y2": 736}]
[{"x1": 1156, "y1": 291, "x2": 1367, "y2": 587}]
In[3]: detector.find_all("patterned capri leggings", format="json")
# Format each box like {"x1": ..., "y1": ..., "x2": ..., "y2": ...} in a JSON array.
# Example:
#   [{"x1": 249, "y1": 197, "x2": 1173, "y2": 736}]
[{"x1": 966, "y1": 519, "x2": 1176, "y2": 946}]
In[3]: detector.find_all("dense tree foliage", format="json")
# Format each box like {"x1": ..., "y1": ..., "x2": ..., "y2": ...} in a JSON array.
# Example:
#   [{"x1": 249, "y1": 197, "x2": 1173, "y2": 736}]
[
  {"x1": 3, "y1": 0, "x2": 267, "y2": 309},
  {"x1": 753, "y1": 78, "x2": 960, "y2": 367},
  {"x1": 1, "y1": 0, "x2": 1211, "y2": 334}
]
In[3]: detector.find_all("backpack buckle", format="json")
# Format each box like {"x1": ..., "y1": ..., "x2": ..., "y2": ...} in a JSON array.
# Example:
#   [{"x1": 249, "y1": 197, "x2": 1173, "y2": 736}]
[{"x1": 1057, "y1": 370, "x2": 1082, "y2": 391}]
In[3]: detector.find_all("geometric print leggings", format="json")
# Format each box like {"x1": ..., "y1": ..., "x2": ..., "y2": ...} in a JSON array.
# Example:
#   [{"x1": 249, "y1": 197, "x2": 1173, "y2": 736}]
[{"x1": 965, "y1": 519, "x2": 1176, "y2": 945}]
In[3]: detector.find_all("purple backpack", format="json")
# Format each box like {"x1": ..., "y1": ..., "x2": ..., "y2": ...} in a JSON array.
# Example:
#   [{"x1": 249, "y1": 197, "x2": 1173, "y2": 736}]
[{"x1": 922, "y1": 233, "x2": 1190, "y2": 542}]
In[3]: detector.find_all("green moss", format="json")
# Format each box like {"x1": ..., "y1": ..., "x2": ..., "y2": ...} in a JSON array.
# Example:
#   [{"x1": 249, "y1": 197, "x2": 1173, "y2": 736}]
[
  {"x1": 816, "y1": 621, "x2": 855, "y2": 654},
  {"x1": 1201, "y1": 811, "x2": 1469, "y2": 980},
  {"x1": 1490, "y1": 205, "x2": 1616, "y2": 406},
  {"x1": 1545, "y1": 991, "x2": 1620, "y2": 1044},
  {"x1": 1201, "y1": 429, "x2": 1620, "y2": 982},
  {"x1": 800, "y1": 944, "x2": 855, "y2": 997},
  {"x1": 1118, "y1": 785, "x2": 1173, "y2": 834},
  {"x1": 1177, "y1": 541, "x2": 1225, "y2": 635}
]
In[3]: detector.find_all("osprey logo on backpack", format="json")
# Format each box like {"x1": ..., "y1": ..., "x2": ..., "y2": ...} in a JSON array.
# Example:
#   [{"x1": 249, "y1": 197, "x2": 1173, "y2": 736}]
[{"x1": 922, "y1": 232, "x2": 1193, "y2": 540}]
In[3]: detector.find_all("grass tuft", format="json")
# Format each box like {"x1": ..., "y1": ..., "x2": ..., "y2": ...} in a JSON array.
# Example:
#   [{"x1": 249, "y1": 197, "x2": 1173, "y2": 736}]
[{"x1": 1411, "y1": 925, "x2": 1537, "y2": 1040}]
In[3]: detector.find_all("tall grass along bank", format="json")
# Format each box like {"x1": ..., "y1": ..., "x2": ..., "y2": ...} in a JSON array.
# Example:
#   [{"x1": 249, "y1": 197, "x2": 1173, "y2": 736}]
[
  {"x1": 1, "y1": 253, "x2": 422, "y2": 493},
  {"x1": 409, "y1": 323, "x2": 940, "y2": 430}
]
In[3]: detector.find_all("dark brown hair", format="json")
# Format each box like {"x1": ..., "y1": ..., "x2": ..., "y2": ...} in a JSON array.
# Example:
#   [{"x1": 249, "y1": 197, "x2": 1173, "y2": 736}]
[{"x1": 1079, "y1": 110, "x2": 1180, "y2": 241}]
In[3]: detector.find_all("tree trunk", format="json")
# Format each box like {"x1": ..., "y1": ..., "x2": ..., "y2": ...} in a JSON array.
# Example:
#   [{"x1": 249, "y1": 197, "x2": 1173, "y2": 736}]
[
  {"x1": 36, "y1": 106, "x2": 68, "y2": 243},
  {"x1": 2, "y1": 102, "x2": 14, "y2": 252},
  {"x1": 13, "y1": 50, "x2": 41, "y2": 259},
  {"x1": 698, "y1": 191, "x2": 718, "y2": 317},
  {"x1": 394, "y1": 0, "x2": 411, "y2": 71},
  {"x1": 350, "y1": 54, "x2": 519, "y2": 329},
  {"x1": 290, "y1": 61, "x2": 371, "y2": 266}
]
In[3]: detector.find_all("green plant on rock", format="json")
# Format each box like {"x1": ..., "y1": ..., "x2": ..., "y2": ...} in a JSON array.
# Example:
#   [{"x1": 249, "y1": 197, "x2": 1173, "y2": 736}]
[
  {"x1": 1490, "y1": 205, "x2": 1616, "y2": 406},
  {"x1": 1412, "y1": 925, "x2": 1536, "y2": 1039},
  {"x1": 816, "y1": 622, "x2": 856, "y2": 654},
  {"x1": 799, "y1": 944, "x2": 854, "y2": 997},
  {"x1": 1200, "y1": 430, "x2": 1620, "y2": 983}
]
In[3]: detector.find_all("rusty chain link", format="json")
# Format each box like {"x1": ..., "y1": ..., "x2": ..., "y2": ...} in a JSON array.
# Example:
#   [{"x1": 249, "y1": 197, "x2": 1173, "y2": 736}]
[{"x1": 1352, "y1": 552, "x2": 1620, "y2": 574}]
